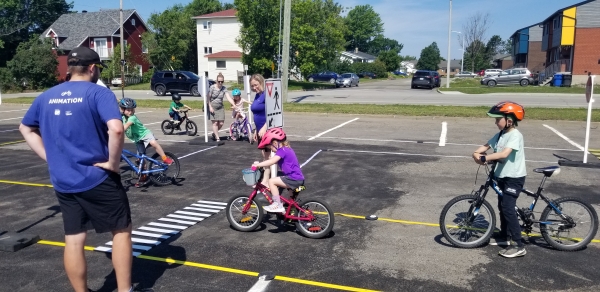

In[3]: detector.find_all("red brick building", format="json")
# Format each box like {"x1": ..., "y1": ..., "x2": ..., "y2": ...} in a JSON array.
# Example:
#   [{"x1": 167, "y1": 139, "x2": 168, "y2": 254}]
[{"x1": 41, "y1": 9, "x2": 151, "y2": 81}]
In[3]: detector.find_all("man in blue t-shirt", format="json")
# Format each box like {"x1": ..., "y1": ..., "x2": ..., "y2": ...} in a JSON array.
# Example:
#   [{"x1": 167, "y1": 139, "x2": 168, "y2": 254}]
[{"x1": 20, "y1": 47, "x2": 133, "y2": 292}]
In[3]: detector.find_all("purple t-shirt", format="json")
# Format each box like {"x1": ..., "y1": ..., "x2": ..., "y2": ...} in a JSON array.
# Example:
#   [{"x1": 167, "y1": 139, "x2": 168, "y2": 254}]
[
  {"x1": 275, "y1": 147, "x2": 304, "y2": 181},
  {"x1": 251, "y1": 91, "x2": 266, "y2": 131},
  {"x1": 21, "y1": 81, "x2": 121, "y2": 193}
]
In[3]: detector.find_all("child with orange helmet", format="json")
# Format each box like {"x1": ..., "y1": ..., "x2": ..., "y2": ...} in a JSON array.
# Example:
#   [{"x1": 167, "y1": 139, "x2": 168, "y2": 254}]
[
  {"x1": 252, "y1": 127, "x2": 304, "y2": 213},
  {"x1": 473, "y1": 101, "x2": 527, "y2": 258}
]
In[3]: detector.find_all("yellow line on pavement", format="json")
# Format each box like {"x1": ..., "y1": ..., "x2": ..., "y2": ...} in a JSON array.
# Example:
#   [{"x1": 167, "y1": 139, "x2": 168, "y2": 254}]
[
  {"x1": 0, "y1": 140, "x2": 25, "y2": 146},
  {"x1": 0, "y1": 179, "x2": 53, "y2": 188},
  {"x1": 36, "y1": 240, "x2": 381, "y2": 292}
]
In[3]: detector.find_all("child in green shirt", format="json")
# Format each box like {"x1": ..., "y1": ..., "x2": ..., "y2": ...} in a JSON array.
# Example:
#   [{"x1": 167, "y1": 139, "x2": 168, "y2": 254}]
[{"x1": 169, "y1": 93, "x2": 193, "y2": 124}]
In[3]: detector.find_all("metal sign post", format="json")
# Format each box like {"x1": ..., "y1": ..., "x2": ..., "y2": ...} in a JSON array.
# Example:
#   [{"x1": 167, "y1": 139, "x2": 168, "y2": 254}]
[
  {"x1": 199, "y1": 76, "x2": 210, "y2": 143},
  {"x1": 265, "y1": 79, "x2": 283, "y2": 129},
  {"x1": 244, "y1": 75, "x2": 253, "y2": 125},
  {"x1": 583, "y1": 74, "x2": 595, "y2": 163}
]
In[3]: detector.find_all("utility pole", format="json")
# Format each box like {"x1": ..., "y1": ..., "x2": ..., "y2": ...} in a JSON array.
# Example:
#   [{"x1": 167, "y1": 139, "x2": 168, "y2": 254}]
[
  {"x1": 120, "y1": 0, "x2": 125, "y2": 98},
  {"x1": 446, "y1": 0, "x2": 452, "y2": 88},
  {"x1": 277, "y1": 0, "x2": 283, "y2": 79},
  {"x1": 281, "y1": 0, "x2": 291, "y2": 102}
]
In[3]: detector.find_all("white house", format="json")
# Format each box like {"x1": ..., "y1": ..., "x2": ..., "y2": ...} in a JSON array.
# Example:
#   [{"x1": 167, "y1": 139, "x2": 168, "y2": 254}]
[
  {"x1": 340, "y1": 48, "x2": 377, "y2": 63},
  {"x1": 192, "y1": 9, "x2": 244, "y2": 81}
]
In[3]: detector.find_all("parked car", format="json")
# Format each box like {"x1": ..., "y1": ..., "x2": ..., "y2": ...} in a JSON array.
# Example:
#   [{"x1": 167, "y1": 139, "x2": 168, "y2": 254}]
[
  {"x1": 307, "y1": 71, "x2": 339, "y2": 84},
  {"x1": 483, "y1": 69, "x2": 503, "y2": 77},
  {"x1": 432, "y1": 71, "x2": 441, "y2": 87},
  {"x1": 393, "y1": 70, "x2": 408, "y2": 76},
  {"x1": 455, "y1": 71, "x2": 478, "y2": 78},
  {"x1": 411, "y1": 70, "x2": 437, "y2": 89},
  {"x1": 480, "y1": 68, "x2": 534, "y2": 87},
  {"x1": 357, "y1": 72, "x2": 377, "y2": 79},
  {"x1": 151, "y1": 71, "x2": 215, "y2": 96},
  {"x1": 111, "y1": 77, "x2": 122, "y2": 87},
  {"x1": 336, "y1": 73, "x2": 359, "y2": 87}
]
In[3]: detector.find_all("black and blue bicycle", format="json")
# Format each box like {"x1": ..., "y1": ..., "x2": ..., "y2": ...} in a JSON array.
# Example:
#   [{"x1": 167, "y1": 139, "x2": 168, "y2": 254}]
[
  {"x1": 439, "y1": 159, "x2": 598, "y2": 251},
  {"x1": 121, "y1": 149, "x2": 180, "y2": 186}
]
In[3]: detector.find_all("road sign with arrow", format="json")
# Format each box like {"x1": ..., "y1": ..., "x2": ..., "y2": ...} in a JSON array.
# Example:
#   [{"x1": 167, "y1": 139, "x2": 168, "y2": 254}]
[{"x1": 265, "y1": 79, "x2": 283, "y2": 129}]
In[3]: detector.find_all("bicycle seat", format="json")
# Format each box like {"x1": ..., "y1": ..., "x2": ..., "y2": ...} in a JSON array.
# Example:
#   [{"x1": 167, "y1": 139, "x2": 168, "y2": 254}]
[{"x1": 533, "y1": 166, "x2": 561, "y2": 177}]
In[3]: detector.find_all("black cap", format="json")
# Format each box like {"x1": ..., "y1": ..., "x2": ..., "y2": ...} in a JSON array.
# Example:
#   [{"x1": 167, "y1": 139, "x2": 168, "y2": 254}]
[{"x1": 67, "y1": 47, "x2": 107, "y2": 68}]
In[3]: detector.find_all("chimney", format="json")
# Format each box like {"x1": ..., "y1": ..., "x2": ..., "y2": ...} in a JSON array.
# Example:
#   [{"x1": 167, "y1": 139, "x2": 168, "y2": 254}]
[
  {"x1": 82, "y1": 10, "x2": 87, "y2": 13},
  {"x1": 355, "y1": 47, "x2": 358, "y2": 53}
]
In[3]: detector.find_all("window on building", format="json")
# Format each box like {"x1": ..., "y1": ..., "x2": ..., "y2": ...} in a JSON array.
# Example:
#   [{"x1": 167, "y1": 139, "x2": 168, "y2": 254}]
[
  {"x1": 203, "y1": 21, "x2": 212, "y2": 30},
  {"x1": 553, "y1": 18, "x2": 560, "y2": 29},
  {"x1": 216, "y1": 60, "x2": 226, "y2": 69},
  {"x1": 142, "y1": 43, "x2": 148, "y2": 53},
  {"x1": 131, "y1": 18, "x2": 136, "y2": 26},
  {"x1": 204, "y1": 47, "x2": 212, "y2": 54}
]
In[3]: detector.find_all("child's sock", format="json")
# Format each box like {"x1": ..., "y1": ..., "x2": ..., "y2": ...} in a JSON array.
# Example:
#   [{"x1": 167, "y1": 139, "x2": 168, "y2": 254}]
[{"x1": 272, "y1": 195, "x2": 281, "y2": 205}]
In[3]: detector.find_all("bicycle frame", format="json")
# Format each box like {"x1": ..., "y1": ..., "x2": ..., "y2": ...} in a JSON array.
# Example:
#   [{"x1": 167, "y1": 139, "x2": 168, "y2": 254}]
[
  {"x1": 472, "y1": 163, "x2": 569, "y2": 228},
  {"x1": 121, "y1": 149, "x2": 169, "y2": 175},
  {"x1": 243, "y1": 181, "x2": 314, "y2": 222}
]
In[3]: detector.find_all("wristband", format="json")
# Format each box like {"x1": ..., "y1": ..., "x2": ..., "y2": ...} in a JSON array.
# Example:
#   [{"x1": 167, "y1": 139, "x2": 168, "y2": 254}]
[{"x1": 480, "y1": 155, "x2": 486, "y2": 163}]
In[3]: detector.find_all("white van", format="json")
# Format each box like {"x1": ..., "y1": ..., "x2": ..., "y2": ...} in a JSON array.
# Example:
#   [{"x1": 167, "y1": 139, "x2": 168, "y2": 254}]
[{"x1": 484, "y1": 69, "x2": 502, "y2": 77}]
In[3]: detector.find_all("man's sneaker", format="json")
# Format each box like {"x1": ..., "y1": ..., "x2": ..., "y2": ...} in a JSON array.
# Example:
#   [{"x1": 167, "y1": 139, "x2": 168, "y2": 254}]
[
  {"x1": 489, "y1": 237, "x2": 513, "y2": 246},
  {"x1": 163, "y1": 157, "x2": 174, "y2": 165},
  {"x1": 263, "y1": 202, "x2": 285, "y2": 213},
  {"x1": 499, "y1": 246, "x2": 526, "y2": 258}
]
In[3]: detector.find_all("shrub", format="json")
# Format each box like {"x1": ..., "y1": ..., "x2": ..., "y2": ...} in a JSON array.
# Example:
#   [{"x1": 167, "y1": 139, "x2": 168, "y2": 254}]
[
  {"x1": 0, "y1": 67, "x2": 17, "y2": 92},
  {"x1": 142, "y1": 68, "x2": 155, "y2": 83}
]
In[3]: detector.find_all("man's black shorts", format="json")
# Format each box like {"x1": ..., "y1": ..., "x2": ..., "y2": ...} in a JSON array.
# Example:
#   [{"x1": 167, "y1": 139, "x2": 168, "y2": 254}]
[{"x1": 55, "y1": 172, "x2": 131, "y2": 235}]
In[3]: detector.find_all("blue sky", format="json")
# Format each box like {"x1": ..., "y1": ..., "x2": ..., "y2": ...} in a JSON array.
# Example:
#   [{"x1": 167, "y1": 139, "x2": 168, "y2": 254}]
[{"x1": 72, "y1": 0, "x2": 580, "y2": 59}]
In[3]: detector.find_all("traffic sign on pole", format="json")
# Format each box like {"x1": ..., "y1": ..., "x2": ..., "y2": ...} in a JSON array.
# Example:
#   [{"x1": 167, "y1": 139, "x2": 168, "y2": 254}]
[{"x1": 265, "y1": 79, "x2": 283, "y2": 129}]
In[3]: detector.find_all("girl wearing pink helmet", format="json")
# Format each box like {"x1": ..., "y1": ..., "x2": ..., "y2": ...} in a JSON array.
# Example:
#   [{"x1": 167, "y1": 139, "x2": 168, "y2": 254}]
[{"x1": 252, "y1": 127, "x2": 305, "y2": 213}]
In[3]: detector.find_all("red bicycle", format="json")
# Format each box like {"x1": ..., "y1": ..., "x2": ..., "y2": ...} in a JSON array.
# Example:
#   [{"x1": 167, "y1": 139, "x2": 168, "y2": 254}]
[{"x1": 226, "y1": 168, "x2": 334, "y2": 239}]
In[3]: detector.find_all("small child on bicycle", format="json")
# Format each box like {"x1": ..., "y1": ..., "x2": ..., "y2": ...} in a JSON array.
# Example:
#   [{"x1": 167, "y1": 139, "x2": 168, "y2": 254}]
[
  {"x1": 169, "y1": 93, "x2": 193, "y2": 124},
  {"x1": 472, "y1": 101, "x2": 527, "y2": 258},
  {"x1": 252, "y1": 128, "x2": 304, "y2": 213},
  {"x1": 120, "y1": 97, "x2": 174, "y2": 187},
  {"x1": 231, "y1": 88, "x2": 250, "y2": 121}
]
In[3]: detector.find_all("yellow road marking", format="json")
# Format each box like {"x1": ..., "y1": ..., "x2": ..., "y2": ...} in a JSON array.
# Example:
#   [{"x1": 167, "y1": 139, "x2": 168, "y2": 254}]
[
  {"x1": 0, "y1": 179, "x2": 53, "y2": 188},
  {"x1": 36, "y1": 240, "x2": 381, "y2": 292},
  {"x1": 0, "y1": 140, "x2": 25, "y2": 146}
]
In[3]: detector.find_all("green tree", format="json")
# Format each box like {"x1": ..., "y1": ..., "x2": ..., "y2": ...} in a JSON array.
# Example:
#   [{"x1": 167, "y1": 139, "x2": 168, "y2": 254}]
[
  {"x1": 344, "y1": 5, "x2": 383, "y2": 52},
  {"x1": 416, "y1": 42, "x2": 442, "y2": 71},
  {"x1": 399, "y1": 55, "x2": 417, "y2": 62},
  {"x1": 377, "y1": 49, "x2": 401, "y2": 71},
  {"x1": 235, "y1": 0, "x2": 346, "y2": 77},
  {"x1": 464, "y1": 40, "x2": 489, "y2": 71},
  {"x1": 501, "y1": 38, "x2": 512, "y2": 54},
  {"x1": 101, "y1": 44, "x2": 139, "y2": 82},
  {"x1": 143, "y1": 0, "x2": 228, "y2": 71},
  {"x1": 368, "y1": 35, "x2": 403, "y2": 56},
  {"x1": 7, "y1": 37, "x2": 58, "y2": 89},
  {"x1": 0, "y1": 0, "x2": 73, "y2": 66}
]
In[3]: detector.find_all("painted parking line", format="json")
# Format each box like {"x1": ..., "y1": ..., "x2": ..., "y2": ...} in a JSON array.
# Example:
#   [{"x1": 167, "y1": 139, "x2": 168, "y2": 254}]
[
  {"x1": 307, "y1": 118, "x2": 359, "y2": 141},
  {"x1": 0, "y1": 116, "x2": 22, "y2": 121},
  {"x1": 36, "y1": 240, "x2": 381, "y2": 292},
  {"x1": 438, "y1": 122, "x2": 447, "y2": 146},
  {"x1": 0, "y1": 109, "x2": 28, "y2": 113},
  {"x1": 543, "y1": 124, "x2": 585, "y2": 151},
  {"x1": 0, "y1": 140, "x2": 25, "y2": 146},
  {"x1": 0, "y1": 180, "x2": 53, "y2": 188}
]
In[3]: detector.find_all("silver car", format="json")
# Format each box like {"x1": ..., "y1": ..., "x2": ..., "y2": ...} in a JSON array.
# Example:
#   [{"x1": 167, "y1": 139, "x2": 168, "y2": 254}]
[
  {"x1": 336, "y1": 73, "x2": 359, "y2": 88},
  {"x1": 454, "y1": 71, "x2": 477, "y2": 78},
  {"x1": 481, "y1": 68, "x2": 534, "y2": 87}
]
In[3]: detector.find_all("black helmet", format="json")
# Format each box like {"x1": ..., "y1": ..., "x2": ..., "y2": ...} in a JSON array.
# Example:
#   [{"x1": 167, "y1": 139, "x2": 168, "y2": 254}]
[
  {"x1": 172, "y1": 93, "x2": 181, "y2": 101},
  {"x1": 119, "y1": 97, "x2": 136, "y2": 109}
]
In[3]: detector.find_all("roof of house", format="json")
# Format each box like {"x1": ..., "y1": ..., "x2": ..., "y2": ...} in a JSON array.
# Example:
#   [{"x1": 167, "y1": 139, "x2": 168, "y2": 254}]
[
  {"x1": 438, "y1": 60, "x2": 461, "y2": 68},
  {"x1": 510, "y1": 22, "x2": 543, "y2": 39},
  {"x1": 541, "y1": 0, "x2": 595, "y2": 23},
  {"x1": 193, "y1": 9, "x2": 237, "y2": 19},
  {"x1": 205, "y1": 50, "x2": 242, "y2": 58},
  {"x1": 493, "y1": 54, "x2": 512, "y2": 61},
  {"x1": 41, "y1": 9, "x2": 142, "y2": 51},
  {"x1": 341, "y1": 50, "x2": 377, "y2": 60}
]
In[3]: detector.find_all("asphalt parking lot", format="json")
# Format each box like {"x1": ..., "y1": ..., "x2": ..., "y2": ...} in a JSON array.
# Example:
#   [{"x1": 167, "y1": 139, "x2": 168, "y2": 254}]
[{"x1": 1, "y1": 103, "x2": 600, "y2": 292}]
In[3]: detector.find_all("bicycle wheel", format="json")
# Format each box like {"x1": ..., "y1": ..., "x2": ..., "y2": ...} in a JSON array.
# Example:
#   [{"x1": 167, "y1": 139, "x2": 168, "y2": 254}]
[
  {"x1": 186, "y1": 120, "x2": 198, "y2": 136},
  {"x1": 161, "y1": 120, "x2": 174, "y2": 135},
  {"x1": 540, "y1": 197, "x2": 599, "y2": 251},
  {"x1": 226, "y1": 195, "x2": 264, "y2": 232},
  {"x1": 148, "y1": 152, "x2": 180, "y2": 186},
  {"x1": 439, "y1": 194, "x2": 496, "y2": 248},
  {"x1": 246, "y1": 124, "x2": 254, "y2": 144},
  {"x1": 229, "y1": 122, "x2": 239, "y2": 141},
  {"x1": 295, "y1": 199, "x2": 334, "y2": 239}
]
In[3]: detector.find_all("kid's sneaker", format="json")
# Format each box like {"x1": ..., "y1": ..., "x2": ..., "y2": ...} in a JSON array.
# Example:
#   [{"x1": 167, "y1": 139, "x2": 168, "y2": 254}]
[
  {"x1": 263, "y1": 202, "x2": 285, "y2": 213},
  {"x1": 163, "y1": 157, "x2": 174, "y2": 165},
  {"x1": 499, "y1": 246, "x2": 527, "y2": 258}
]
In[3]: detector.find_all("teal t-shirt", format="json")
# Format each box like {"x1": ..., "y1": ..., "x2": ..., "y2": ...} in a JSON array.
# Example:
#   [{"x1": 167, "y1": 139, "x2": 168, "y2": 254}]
[
  {"x1": 169, "y1": 101, "x2": 184, "y2": 114},
  {"x1": 487, "y1": 129, "x2": 527, "y2": 178},
  {"x1": 122, "y1": 115, "x2": 151, "y2": 143}
]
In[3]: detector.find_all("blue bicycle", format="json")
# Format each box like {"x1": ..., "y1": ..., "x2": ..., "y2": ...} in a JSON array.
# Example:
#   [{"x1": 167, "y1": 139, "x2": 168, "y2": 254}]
[
  {"x1": 121, "y1": 149, "x2": 180, "y2": 186},
  {"x1": 440, "y1": 160, "x2": 598, "y2": 251}
]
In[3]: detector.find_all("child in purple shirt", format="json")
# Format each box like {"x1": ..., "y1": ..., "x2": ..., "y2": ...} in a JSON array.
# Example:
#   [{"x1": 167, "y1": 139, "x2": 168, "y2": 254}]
[{"x1": 252, "y1": 127, "x2": 304, "y2": 213}]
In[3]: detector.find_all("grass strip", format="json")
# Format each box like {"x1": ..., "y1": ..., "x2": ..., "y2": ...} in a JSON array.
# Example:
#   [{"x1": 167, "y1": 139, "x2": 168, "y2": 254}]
[{"x1": 4, "y1": 97, "x2": 599, "y2": 122}]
